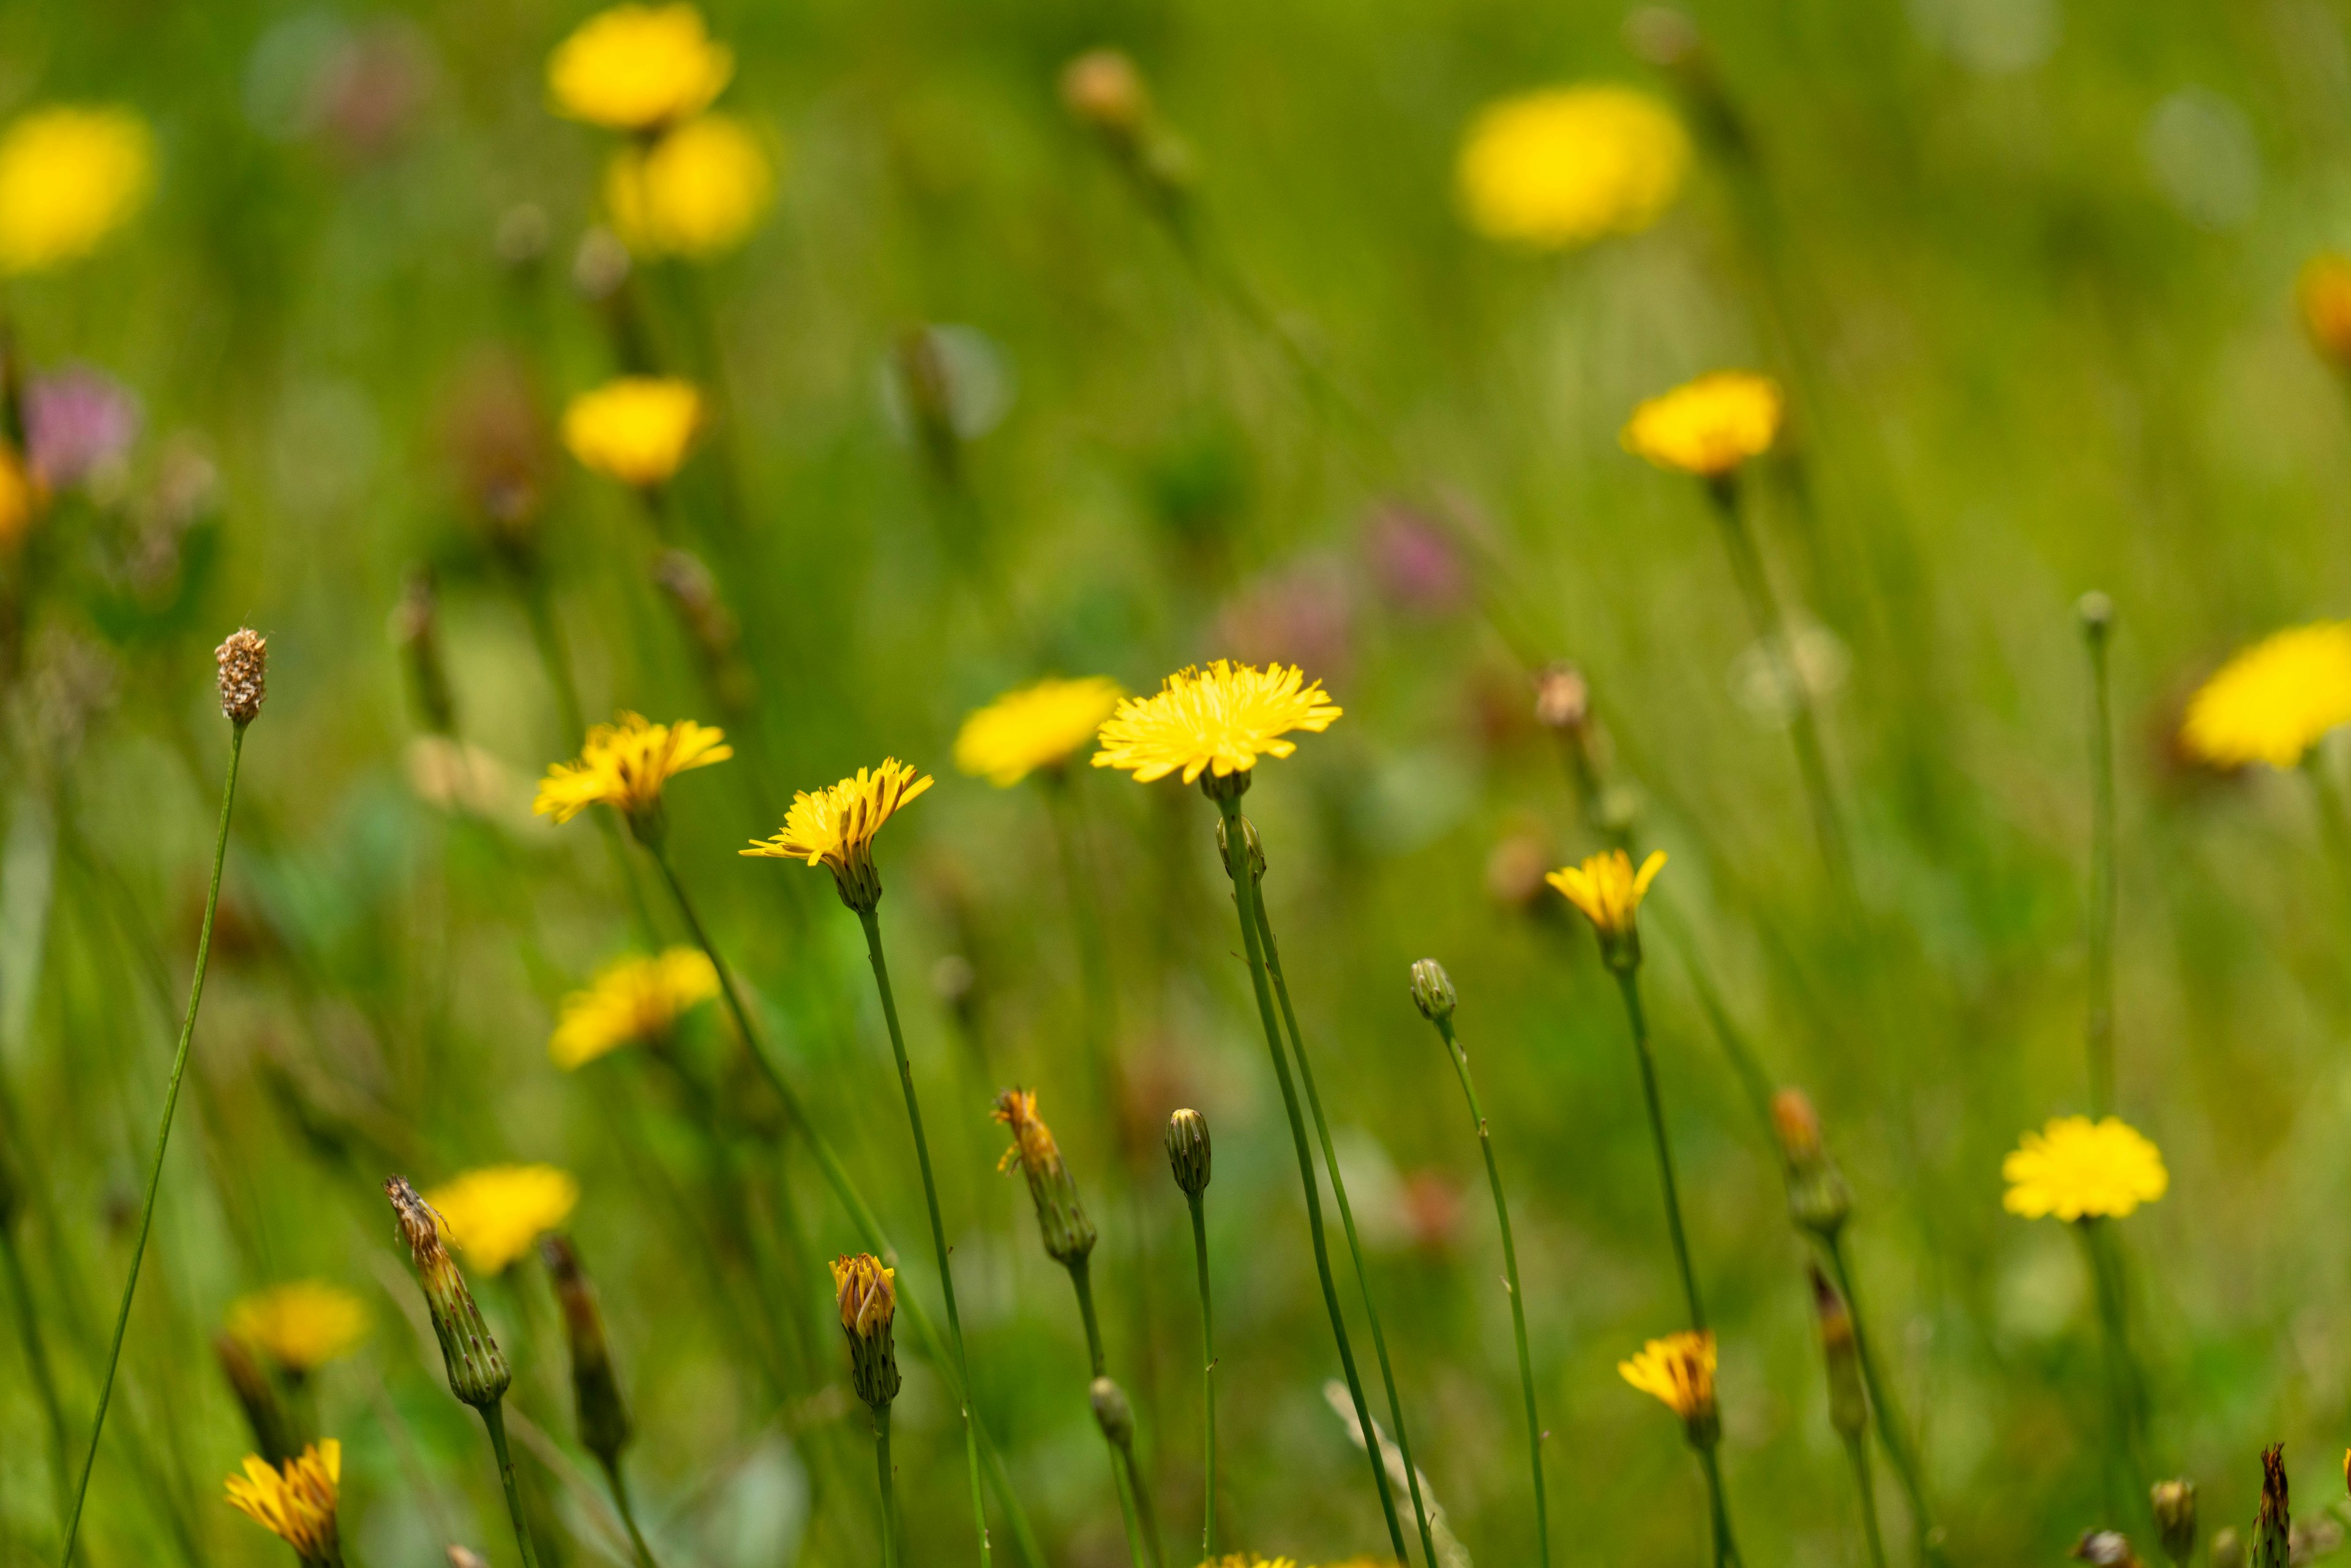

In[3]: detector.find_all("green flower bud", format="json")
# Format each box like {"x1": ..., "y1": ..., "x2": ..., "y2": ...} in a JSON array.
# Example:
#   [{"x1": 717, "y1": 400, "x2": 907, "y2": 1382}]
[
  {"x1": 1165, "y1": 1108, "x2": 1212, "y2": 1197},
  {"x1": 384, "y1": 1175, "x2": 511, "y2": 1409},
  {"x1": 542, "y1": 1234, "x2": 630, "y2": 1465},
  {"x1": 2151, "y1": 1479, "x2": 2197, "y2": 1568},
  {"x1": 1410, "y1": 958, "x2": 1457, "y2": 1022}
]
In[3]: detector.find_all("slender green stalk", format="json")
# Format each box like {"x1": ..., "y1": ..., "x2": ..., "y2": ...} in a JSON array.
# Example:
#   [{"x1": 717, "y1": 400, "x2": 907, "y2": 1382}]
[
  {"x1": 2079, "y1": 1218, "x2": 2149, "y2": 1523},
  {"x1": 1043, "y1": 778, "x2": 1121, "y2": 1162},
  {"x1": 58, "y1": 723, "x2": 245, "y2": 1567},
  {"x1": 875, "y1": 1406, "x2": 901, "y2": 1568},
  {"x1": 1700, "y1": 1446, "x2": 1744, "y2": 1568},
  {"x1": 1210, "y1": 792, "x2": 1408, "y2": 1561},
  {"x1": 2082, "y1": 599, "x2": 2117, "y2": 1114},
  {"x1": 482, "y1": 1402, "x2": 545, "y2": 1568},
  {"x1": 1822, "y1": 1232, "x2": 1945, "y2": 1568},
  {"x1": 1845, "y1": 1435, "x2": 1891, "y2": 1568},
  {"x1": 1184, "y1": 1189, "x2": 1217, "y2": 1560},
  {"x1": 3, "y1": 1221, "x2": 71, "y2": 1532},
  {"x1": 1071, "y1": 1260, "x2": 1154, "y2": 1568},
  {"x1": 601, "y1": 1457, "x2": 661, "y2": 1568},
  {"x1": 2306, "y1": 752, "x2": 2351, "y2": 913},
  {"x1": 1609, "y1": 969, "x2": 1706, "y2": 1332}
]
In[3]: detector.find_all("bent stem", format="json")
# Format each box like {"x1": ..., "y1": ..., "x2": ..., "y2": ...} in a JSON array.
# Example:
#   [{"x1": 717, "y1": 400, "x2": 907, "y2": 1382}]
[
  {"x1": 58, "y1": 722, "x2": 246, "y2": 1567},
  {"x1": 1609, "y1": 969, "x2": 1706, "y2": 1332},
  {"x1": 482, "y1": 1401, "x2": 545, "y2": 1568},
  {"x1": 1845, "y1": 1435, "x2": 1890, "y2": 1568},
  {"x1": 1821, "y1": 1231, "x2": 1945, "y2": 1568},
  {"x1": 1185, "y1": 1189, "x2": 1217, "y2": 1559},
  {"x1": 600, "y1": 1456, "x2": 661, "y2": 1568}
]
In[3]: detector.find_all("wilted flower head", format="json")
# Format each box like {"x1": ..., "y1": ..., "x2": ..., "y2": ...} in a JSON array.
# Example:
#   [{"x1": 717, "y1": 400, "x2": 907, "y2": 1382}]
[
  {"x1": 534, "y1": 712, "x2": 732, "y2": 835},
  {"x1": 26, "y1": 365, "x2": 140, "y2": 490},
  {"x1": 1622, "y1": 371, "x2": 1784, "y2": 478},
  {"x1": 425, "y1": 1164, "x2": 581, "y2": 1274},
  {"x1": 550, "y1": 948, "x2": 719, "y2": 1069},
  {"x1": 383, "y1": 1174, "x2": 510, "y2": 1408},
  {"x1": 224, "y1": 1441, "x2": 343, "y2": 1566},
  {"x1": 547, "y1": 4, "x2": 733, "y2": 131},
  {"x1": 2301, "y1": 255, "x2": 2351, "y2": 367},
  {"x1": 216, "y1": 629, "x2": 269, "y2": 726},
  {"x1": 2255, "y1": 1446, "x2": 2290, "y2": 1568},
  {"x1": 1092, "y1": 659, "x2": 1342, "y2": 794},
  {"x1": 1456, "y1": 86, "x2": 1688, "y2": 249},
  {"x1": 563, "y1": 377, "x2": 705, "y2": 488},
  {"x1": 741, "y1": 759, "x2": 932, "y2": 912},
  {"x1": 954, "y1": 675, "x2": 1124, "y2": 787},
  {"x1": 1619, "y1": 1329, "x2": 1718, "y2": 1446},
  {"x1": 2001, "y1": 1116, "x2": 2168, "y2": 1222},
  {"x1": 606, "y1": 114, "x2": 774, "y2": 259},
  {"x1": 227, "y1": 1281, "x2": 369, "y2": 1376},
  {"x1": 1545, "y1": 848, "x2": 1665, "y2": 969},
  {"x1": 993, "y1": 1087, "x2": 1097, "y2": 1264},
  {"x1": 0, "y1": 107, "x2": 154, "y2": 274},
  {"x1": 2179, "y1": 622, "x2": 2351, "y2": 771}
]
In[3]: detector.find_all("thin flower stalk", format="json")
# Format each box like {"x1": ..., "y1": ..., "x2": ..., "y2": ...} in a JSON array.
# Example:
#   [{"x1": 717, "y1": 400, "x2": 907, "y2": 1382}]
[
  {"x1": 2081, "y1": 593, "x2": 2118, "y2": 1114},
  {"x1": 1820, "y1": 1232, "x2": 1944, "y2": 1568},
  {"x1": 1, "y1": 1204, "x2": 71, "y2": 1530},
  {"x1": 1612, "y1": 967, "x2": 1707, "y2": 1333},
  {"x1": 2080, "y1": 1219, "x2": 2150, "y2": 1521},
  {"x1": 1164, "y1": 1111, "x2": 1215, "y2": 1559},
  {"x1": 1072, "y1": 1258, "x2": 1153, "y2": 1568}
]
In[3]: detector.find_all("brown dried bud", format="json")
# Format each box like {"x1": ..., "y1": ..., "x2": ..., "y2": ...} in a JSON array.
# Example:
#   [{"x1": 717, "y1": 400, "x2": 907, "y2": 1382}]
[
  {"x1": 1809, "y1": 1266, "x2": 1867, "y2": 1438},
  {"x1": 383, "y1": 1175, "x2": 510, "y2": 1408},
  {"x1": 1772, "y1": 1087, "x2": 1851, "y2": 1237},
  {"x1": 448, "y1": 1548, "x2": 489, "y2": 1568},
  {"x1": 1060, "y1": 50, "x2": 1149, "y2": 138},
  {"x1": 216, "y1": 628, "x2": 268, "y2": 725},
  {"x1": 1534, "y1": 663, "x2": 1589, "y2": 732},
  {"x1": 1164, "y1": 1108, "x2": 1211, "y2": 1197},
  {"x1": 542, "y1": 1234, "x2": 629, "y2": 1465},
  {"x1": 2254, "y1": 1446, "x2": 2290, "y2": 1568},
  {"x1": 994, "y1": 1087, "x2": 1096, "y2": 1265}
]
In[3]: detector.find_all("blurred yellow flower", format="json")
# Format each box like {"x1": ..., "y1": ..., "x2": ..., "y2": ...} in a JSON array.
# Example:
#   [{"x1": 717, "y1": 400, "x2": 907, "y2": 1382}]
[
  {"x1": 2180, "y1": 622, "x2": 2351, "y2": 771},
  {"x1": 743, "y1": 759, "x2": 932, "y2": 911},
  {"x1": 1201, "y1": 1558, "x2": 1299, "y2": 1568},
  {"x1": 563, "y1": 377, "x2": 704, "y2": 487},
  {"x1": 607, "y1": 114, "x2": 774, "y2": 259},
  {"x1": 227, "y1": 1282, "x2": 369, "y2": 1374},
  {"x1": 1457, "y1": 86, "x2": 1688, "y2": 250},
  {"x1": 954, "y1": 675, "x2": 1124, "y2": 787},
  {"x1": 1546, "y1": 849, "x2": 1665, "y2": 938},
  {"x1": 0, "y1": 447, "x2": 46, "y2": 550},
  {"x1": 534, "y1": 711, "x2": 732, "y2": 827},
  {"x1": 2300, "y1": 253, "x2": 2351, "y2": 367},
  {"x1": 426, "y1": 1164, "x2": 580, "y2": 1273},
  {"x1": 224, "y1": 1441, "x2": 342, "y2": 1566},
  {"x1": 550, "y1": 947, "x2": 719, "y2": 1068},
  {"x1": 2003, "y1": 1116, "x2": 2167, "y2": 1221},
  {"x1": 1619, "y1": 1329, "x2": 1716, "y2": 1422},
  {"x1": 0, "y1": 107, "x2": 154, "y2": 275},
  {"x1": 548, "y1": 3, "x2": 733, "y2": 132},
  {"x1": 1622, "y1": 371, "x2": 1783, "y2": 478},
  {"x1": 1092, "y1": 660, "x2": 1343, "y2": 788}
]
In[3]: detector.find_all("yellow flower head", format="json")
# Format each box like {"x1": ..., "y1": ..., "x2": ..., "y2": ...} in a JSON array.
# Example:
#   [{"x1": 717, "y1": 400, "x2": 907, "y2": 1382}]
[
  {"x1": 607, "y1": 114, "x2": 774, "y2": 260},
  {"x1": 0, "y1": 107, "x2": 154, "y2": 276},
  {"x1": 828, "y1": 1252, "x2": 896, "y2": 1340},
  {"x1": 2002, "y1": 1116, "x2": 2167, "y2": 1222},
  {"x1": 1091, "y1": 660, "x2": 1343, "y2": 793},
  {"x1": 534, "y1": 712, "x2": 732, "y2": 832},
  {"x1": 424, "y1": 1165, "x2": 580, "y2": 1274},
  {"x1": 1545, "y1": 849, "x2": 1665, "y2": 969},
  {"x1": 1622, "y1": 371, "x2": 1784, "y2": 478},
  {"x1": 548, "y1": 3, "x2": 733, "y2": 132},
  {"x1": 1619, "y1": 1329, "x2": 1718, "y2": 1436},
  {"x1": 0, "y1": 445, "x2": 48, "y2": 550},
  {"x1": 550, "y1": 947, "x2": 719, "y2": 1069},
  {"x1": 563, "y1": 377, "x2": 705, "y2": 488},
  {"x1": 2301, "y1": 253, "x2": 2351, "y2": 367},
  {"x1": 224, "y1": 1441, "x2": 342, "y2": 1566},
  {"x1": 1457, "y1": 86, "x2": 1689, "y2": 250},
  {"x1": 227, "y1": 1282, "x2": 370, "y2": 1375},
  {"x1": 954, "y1": 675, "x2": 1125, "y2": 787},
  {"x1": 741, "y1": 759, "x2": 932, "y2": 912},
  {"x1": 2179, "y1": 622, "x2": 2351, "y2": 771}
]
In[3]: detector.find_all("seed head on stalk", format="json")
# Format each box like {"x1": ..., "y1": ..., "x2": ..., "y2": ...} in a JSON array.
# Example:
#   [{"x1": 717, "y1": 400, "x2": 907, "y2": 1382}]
[{"x1": 216, "y1": 628, "x2": 268, "y2": 726}]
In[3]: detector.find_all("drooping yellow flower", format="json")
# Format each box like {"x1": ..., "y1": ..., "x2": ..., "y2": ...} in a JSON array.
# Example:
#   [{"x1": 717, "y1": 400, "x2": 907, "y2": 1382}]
[
  {"x1": 1456, "y1": 86, "x2": 1689, "y2": 250},
  {"x1": 227, "y1": 1282, "x2": 370, "y2": 1375},
  {"x1": 1091, "y1": 660, "x2": 1342, "y2": 791},
  {"x1": 224, "y1": 1441, "x2": 342, "y2": 1566},
  {"x1": 828, "y1": 1252, "x2": 896, "y2": 1340},
  {"x1": 1619, "y1": 1329, "x2": 1717, "y2": 1429},
  {"x1": 741, "y1": 759, "x2": 932, "y2": 912},
  {"x1": 534, "y1": 712, "x2": 732, "y2": 830},
  {"x1": 426, "y1": 1165, "x2": 581, "y2": 1274},
  {"x1": 0, "y1": 107, "x2": 154, "y2": 276},
  {"x1": 607, "y1": 114, "x2": 774, "y2": 260},
  {"x1": 2179, "y1": 622, "x2": 2351, "y2": 771},
  {"x1": 547, "y1": 3, "x2": 734, "y2": 132},
  {"x1": 550, "y1": 947, "x2": 719, "y2": 1068},
  {"x1": 2002, "y1": 1116, "x2": 2167, "y2": 1222},
  {"x1": 1622, "y1": 371, "x2": 1784, "y2": 478},
  {"x1": 563, "y1": 377, "x2": 705, "y2": 488},
  {"x1": 1545, "y1": 849, "x2": 1665, "y2": 956},
  {"x1": 2300, "y1": 253, "x2": 2351, "y2": 367},
  {"x1": 954, "y1": 675, "x2": 1125, "y2": 787}
]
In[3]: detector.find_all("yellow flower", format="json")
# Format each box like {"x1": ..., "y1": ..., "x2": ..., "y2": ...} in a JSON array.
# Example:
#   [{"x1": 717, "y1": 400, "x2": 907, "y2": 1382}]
[
  {"x1": 2301, "y1": 253, "x2": 2351, "y2": 367},
  {"x1": 2002, "y1": 1116, "x2": 2168, "y2": 1222},
  {"x1": 550, "y1": 947, "x2": 719, "y2": 1069},
  {"x1": 224, "y1": 1441, "x2": 342, "y2": 1566},
  {"x1": 563, "y1": 377, "x2": 705, "y2": 488},
  {"x1": 954, "y1": 675, "x2": 1125, "y2": 787},
  {"x1": 227, "y1": 1282, "x2": 370, "y2": 1375},
  {"x1": 1201, "y1": 1558, "x2": 1300, "y2": 1568},
  {"x1": 534, "y1": 712, "x2": 732, "y2": 829},
  {"x1": 607, "y1": 114, "x2": 774, "y2": 260},
  {"x1": 1091, "y1": 660, "x2": 1343, "y2": 791},
  {"x1": 0, "y1": 107, "x2": 154, "y2": 276},
  {"x1": 1546, "y1": 849, "x2": 1665, "y2": 942},
  {"x1": 425, "y1": 1165, "x2": 580, "y2": 1273},
  {"x1": 742, "y1": 759, "x2": 932, "y2": 912},
  {"x1": 1456, "y1": 86, "x2": 1688, "y2": 250},
  {"x1": 2179, "y1": 622, "x2": 2351, "y2": 771},
  {"x1": 1622, "y1": 371, "x2": 1784, "y2": 478},
  {"x1": 0, "y1": 446, "x2": 47, "y2": 550},
  {"x1": 547, "y1": 3, "x2": 733, "y2": 132},
  {"x1": 828, "y1": 1252, "x2": 896, "y2": 1340},
  {"x1": 1620, "y1": 1330, "x2": 1718, "y2": 1436}
]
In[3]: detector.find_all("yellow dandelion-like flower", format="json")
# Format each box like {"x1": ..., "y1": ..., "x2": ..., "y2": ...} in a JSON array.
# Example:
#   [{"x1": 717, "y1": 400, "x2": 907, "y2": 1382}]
[
  {"x1": 954, "y1": 675, "x2": 1125, "y2": 787},
  {"x1": 742, "y1": 759, "x2": 932, "y2": 912},
  {"x1": 2300, "y1": 254, "x2": 2351, "y2": 367},
  {"x1": 0, "y1": 107, "x2": 154, "y2": 276},
  {"x1": 1622, "y1": 371, "x2": 1784, "y2": 478},
  {"x1": 607, "y1": 114, "x2": 775, "y2": 260},
  {"x1": 1546, "y1": 849, "x2": 1665, "y2": 938},
  {"x1": 227, "y1": 1282, "x2": 370, "y2": 1375},
  {"x1": 2002, "y1": 1116, "x2": 2167, "y2": 1222},
  {"x1": 828, "y1": 1252, "x2": 896, "y2": 1339},
  {"x1": 1619, "y1": 1329, "x2": 1717, "y2": 1430},
  {"x1": 550, "y1": 947, "x2": 719, "y2": 1069},
  {"x1": 1091, "y1": 660, "x2": 1343, "y2": 790},
  {"x1": 224, "y1": 1441, "x2": 342, "y2": 1567},
  {"x1": 1456, "y1": 86, "x2": 1689, "y2": 250},
  {"x1": 563, "y1": 377, "x2": 705, "y2": 489},
  {"x1": 547, "y1": 3, "x2": 734, "y2": 132},
  {"x1": 2179, "y1": 622, "x2": 2351, "y2": 771},
  {"x1": 425, "y1": 1165, "x2": 581, "y2": 1274},
  {"x1": 533, "y1": 711, "x2": 732, "y2": 829}
]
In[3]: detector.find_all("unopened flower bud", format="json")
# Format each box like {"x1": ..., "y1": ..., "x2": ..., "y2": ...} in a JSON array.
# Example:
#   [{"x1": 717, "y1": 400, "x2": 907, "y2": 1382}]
[
  {"x1": 2301, "y1": 255, "x2": 2351, "y2": 368},
  {"x1": 1090, "y1": 1375, "x2": 1136, "y2": 1447},
  {"x1": 542, "y1": 1234, "x2": 629, "y2": 1465},
  {"x1": 216, "y1": 1332, "x2": 300, "y2": 1465},
  {"x1": 2078, "y1": 590, "x2": 2113, "y2": 639},
  {"x1": 2075, "y1": 1532, "x2": 2139, "y2": 1568},
  {"x1": 1810, "y1": 1266, "x2": 1867, "y2": 1439},
  {"x1": 2213, "y1": 1528, "x2": 2244, "y2": 1568},
  {"x1": 1534, "y1": 663, "x2": 1589, "y2": 732},
  {"x1": 1409, "y1": 958, "x2": 1457, "y2": 1022},
  {"x1": 390, "y1": 566, "x2": 456, "y2": 735},
  {"x1": 1215, "y1": 811, "x2": 1265, "y2": 883},
  {"x1": 1060, "y1": 50, "x2": 1149, "y2": 139},
  {"x1": 1772, "y1": 1087, "x2": 1851, "y2": 1237},
  {"x1": 830, "y1": 1253, "x2": 901, "y2": 1410},
  {"x1": 2253, "y1": 1446, "x2": 2290, "y2": 1568},
  {"x1": 995, "y1": 1088, "x2": 1096, "y2": 1264},
  {"x1": 1165, "y1": 1108, "x2": 1211, "y2": 1196},
  {"x1": 216, "y1": 628, "x2": 268, "y2": 726},
  {"x1": 2151, "y1": 1479, "x2": 2197, "y2": 1568},
  {"x1": 383, "y1": 1175, "x2": 511, "y2": 1408}
]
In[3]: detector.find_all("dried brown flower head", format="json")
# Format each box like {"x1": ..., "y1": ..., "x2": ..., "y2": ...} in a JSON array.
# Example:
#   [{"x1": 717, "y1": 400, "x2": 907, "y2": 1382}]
[{"x1": 216, "y1": 628, "x2": 268, "y2": 724}]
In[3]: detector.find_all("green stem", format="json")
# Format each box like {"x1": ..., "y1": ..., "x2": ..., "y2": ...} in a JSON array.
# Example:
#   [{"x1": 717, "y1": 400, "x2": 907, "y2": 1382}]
[
  {"x1": 57, "y1": 722, "x2": 245, "y2": 1568},
  {"x1": 1185, "y1": 1190, "x2": 1217, "y2": 1560},
  {"x1": 1431, "y1": 1012, "x2": 1548, "y2": 1568},
  {"x1": 1610, "y1": 968, "x2": 1706, "y2": 1332},
  {"x1": 1699, "y1": 1443, "x2": 1744, "y2": 1568},
  {"x1": 2079, "y1": 1218, "x2": 2148, "y2": 1523},
  {"x1": 2083, "y1": 609, "x2": 2117, "y2": 1116},
  {"x1": 601, "y1": 1456, "x2": 661, "y2": 1568},
  {"x1": 875, "y1": 1405, "x2": 900, "y2": 1568},
  {"x1": 1070, "y1": 1253, "x2": 1109, "y2": 1378},
  {"x1": 1822, "y1": 1231, "x2": 1945, "y2": 1568},
  {"x1": 1044, "y1": 779, "x2": 1122, "y2": 1162},
  {"x1": 481, "y1": 1401, "x2": 544, "y2": 1568},
  {"x1": 1071, "y1": 1259, "x2": 1151, "y2": 1568},
  {"x1": 1210, "y1": 792, "x2": 1408, "y2": 1561},
  {"x1": 3, "y1": 1221, "x2": 72, "y2": 1533},
  {"x1": 1846, "y1": 1434, "x2": 1891, "y2": 1568}
]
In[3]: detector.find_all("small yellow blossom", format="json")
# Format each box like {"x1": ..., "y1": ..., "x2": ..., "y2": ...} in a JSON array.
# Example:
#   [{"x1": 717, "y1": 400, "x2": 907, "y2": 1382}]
[
  {"x1": 1457, "y1": 86, "x2": 1688, "y2": 250},
  {"x1": 2300, "y1": 253, "x2": 2351, "y2": 367},
  {"x1": 2003, "y1": 1116, "x2": 2167, "y2": 1222},
  {"x1": 534, "y1": 712, "x2": 732, "y2": 829},
  {"x1": 1547, "y1": 849, "x2": 1665, "y2": 939},
  {"x1": 743, "y1": 759, "x2": 932, "y2": 912},
  {"x1": 563, "y1": 377, "x2": 705, "y2": 488},
  {"x1": 607, "y1": 114, "x2": 774, "y2": 260},
  {"x1": 2179, "y1": 622, "x2": 2351, "y2": 771},
  {"x1": 548, "y1": 3, "x2": 733, "y2": 132},
  {"x1": 1092, "y1": 660, "x2": 1342, "y2": 790},
  {"x1": 954, "y1": 675, "x2": 1125, "y2": 787},
  {"x1": 0, "y1": 107, "x2": 154, "y2": 275},
  {"x1": 227, "y1": 1282, "x2": 370, "y2": 1375},
  {"x1": 426, "y1": 1165, "x2": 580, "y2": 1274},
  {"x1": 0, "y1": 446, "x2": 47, "y2": 550},
  {"x1": 1619, "y1": 1329, "x2": 1717, "y2": 1428},
  {"x1": 224, "y1": 1441, "x2": 342, "y2": 1566},
  {"x1": 551, "y1": 947, "x2": 719, "y2": 1069},
  {"x1": 828, "y1": 1252, "x2": 896, "y2": 1339},
  {"x1": 1622, "y1": 371, "x2": 1784, "y2": 478}
]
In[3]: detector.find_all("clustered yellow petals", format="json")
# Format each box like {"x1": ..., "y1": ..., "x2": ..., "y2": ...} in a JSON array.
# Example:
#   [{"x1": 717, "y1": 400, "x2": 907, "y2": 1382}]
[
  {"x1": 990, "y1": 1087, "x2": 1061, "y2": 1178},
  {"x1": 1456, "y1": 86, "x2": 1689, "y2": 250},
  {"x1": 2002, "y1": 1116, "x2": 2168, "y2": 1222},
  {"x1": 534, "y1": 712, "x2": 732, "y2": 828},
  {"x1": 563, "y1": 377, "x2": 706, "y2": 488},
  {"x1": 2300, "y1": 253, "x2": 2351, "y2": 367},
  {"x1": 224, "y1": 1441, "x2": 342, "y2": 1566},
  {"x1": 607, "y1": 114, "x2": 774, "y2": 260},
  {"x1": 550, "y1": 948, "x2": 720, "y2": 1069},
  {"x1": 954, "y1": 675, "x2": 1125, "y2": 787},
  {"x1": 2179, "y1": 622, "x2": 2351, "y2": 771},
  {"x1": 1092, "y1": 660, "x2": 1343, "y2": 790},
  {"x1": 548, "y1": 3, "x2": 734, "y2": 132},
  {"x1": 742, "y1": 759, "x2": 932, "y2": 911},
  {"x1": 0, "y1": 106, "x2": 154, "y2": 276},
  {"x1": 425, "y1": 1165, "x2": 581, "y2": 1274},
  {"x1": 828, "y1": 1252, "x2": 896, "y2": 1340},
  {"x1": 227, "y1": 1281, "x2": 370, "y2": 1375},
  {"x1": 1622, "y1": 371, "x2": 1784, "y2": 478},
  {"x1": 1619, "y1": 1329, "x2": 1717, "y2": 1424},
  {"x1": 1546, "y1": 849, "x2": 1665, "y2": 939}
]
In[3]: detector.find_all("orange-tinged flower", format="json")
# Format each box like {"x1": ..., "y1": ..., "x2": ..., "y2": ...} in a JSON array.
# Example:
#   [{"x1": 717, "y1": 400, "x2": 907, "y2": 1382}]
[
  {"x1": 1621, "y1": 372, "x2": 1783, "y2": 478},
  {"x1": 1091, "y1": 660, "x2": 1341, "y2": 790},
  {"x1": 534, "y1": 712, "x2": 732, "y2": 830},
  {"x1": 741, "y1": 759, "x2": 931, "y2": 912},
  {"x1": 828, "y1": 1252, "x2": 896, "y2": 1340}
]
